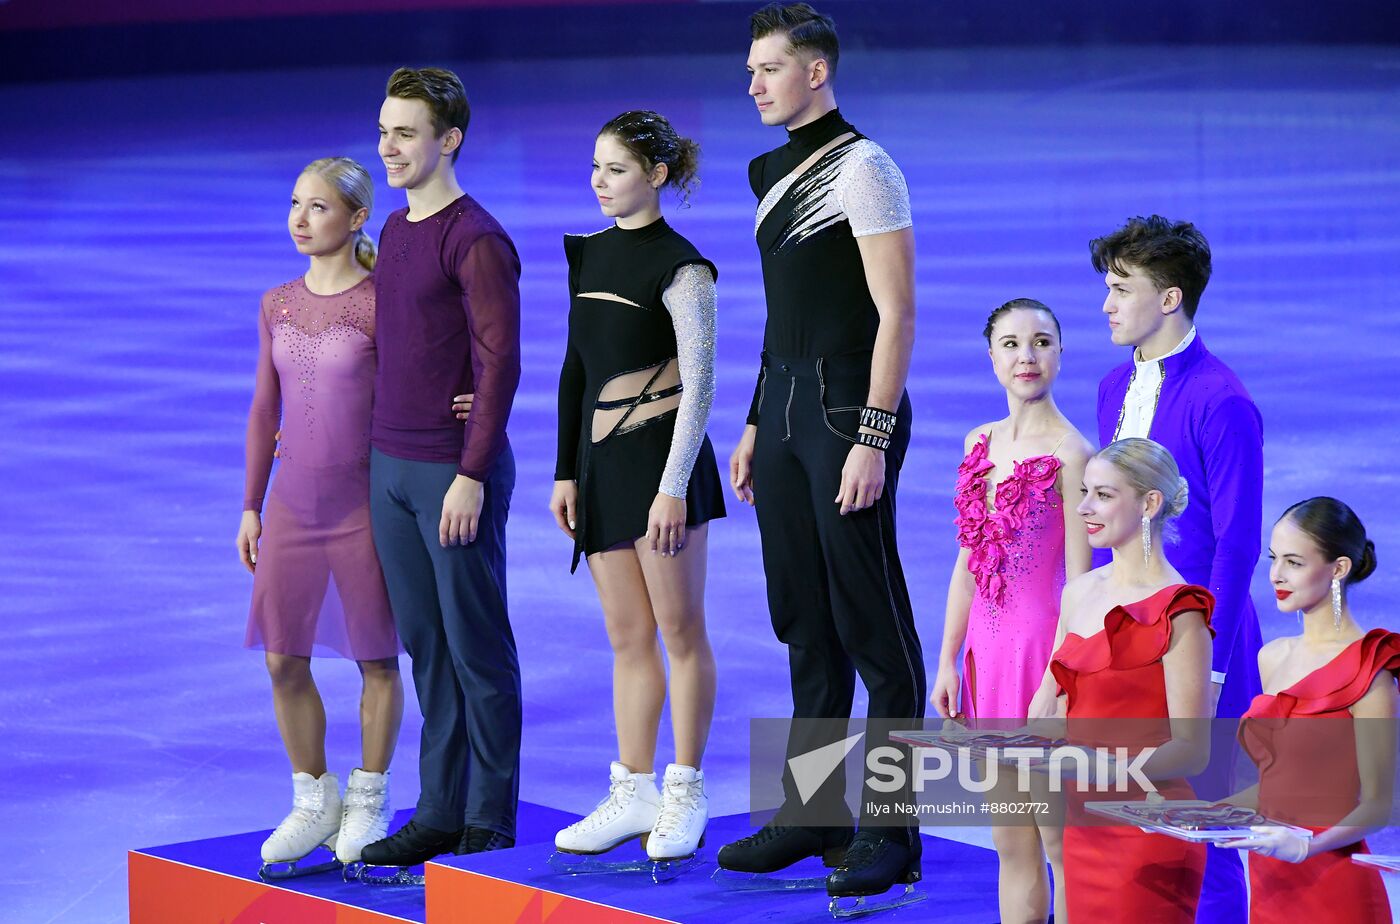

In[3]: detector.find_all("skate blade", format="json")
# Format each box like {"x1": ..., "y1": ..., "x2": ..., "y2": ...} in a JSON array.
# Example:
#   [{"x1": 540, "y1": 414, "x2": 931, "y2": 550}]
[
  {"x1": 711, "y1": 868, "x2": 829, "y2": 892},
  {"x1": 649, "y1": 851, "x2": 703, "y2": 884},
  {"x1": 548, "y1": 849, "x2": 656, "y2": 876},
  {"x1": 547, "y1": 849, "x2": 703, "y2": 883},
  {"x1": 828, "y1": 883, "x2": 926, "y2": 919},
  {"x1": 355, "y1": 864, "x2": 426, "y2": 886},
  {"x1": 257, "y1": 848, "x2": 342, "y2": 882}
]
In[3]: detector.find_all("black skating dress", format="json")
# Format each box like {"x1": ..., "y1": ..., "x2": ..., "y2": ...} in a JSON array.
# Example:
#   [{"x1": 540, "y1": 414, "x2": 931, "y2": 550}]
[{"x1": 555, "y1": 218, "x2": 726, "y2": 572}]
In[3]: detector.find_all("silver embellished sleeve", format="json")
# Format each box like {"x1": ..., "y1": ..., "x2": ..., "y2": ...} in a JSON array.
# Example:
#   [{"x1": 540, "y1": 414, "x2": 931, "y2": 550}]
[
  {"x1": 836, "y1": 140, "x2": 913, "y2": 238},
  {"x1": 658, "y1": 263, "x2": 717, "y2": 499}
]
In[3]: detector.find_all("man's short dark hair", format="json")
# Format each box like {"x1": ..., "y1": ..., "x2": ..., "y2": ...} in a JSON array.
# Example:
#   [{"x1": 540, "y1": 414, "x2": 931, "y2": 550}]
[
  {"x1": 1089, "y1": 215, "x2": 1212, "y2": 319},
  {"x1": 386, "y1": 66, "x2": 470, "y2": 163},
  {"x1": 749, "y1": 3, "x2": 839, "y2": 76}
]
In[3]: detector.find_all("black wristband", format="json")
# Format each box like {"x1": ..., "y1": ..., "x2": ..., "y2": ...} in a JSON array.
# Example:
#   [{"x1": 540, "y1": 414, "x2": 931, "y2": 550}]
[
  {"x1": 858, "y1": 431, "x2": 891, "y2": 452},
  {"x1": 860, "y1": 406, "x2": 897, "y2": 436}
]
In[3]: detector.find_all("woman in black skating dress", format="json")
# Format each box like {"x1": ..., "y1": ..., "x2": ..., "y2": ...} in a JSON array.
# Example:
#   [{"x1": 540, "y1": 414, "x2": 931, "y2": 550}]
[{"x1": 550, "y1": 111, "x2": 725, "y2": 863}]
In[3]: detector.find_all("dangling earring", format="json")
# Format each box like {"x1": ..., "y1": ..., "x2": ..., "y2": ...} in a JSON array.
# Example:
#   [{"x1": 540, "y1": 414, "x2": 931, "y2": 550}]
[
  {"x1": 1141, "y1": 515, "x2": 1152, "y2": 566},
  {"x1": 1331, "y1": 577, "x2": 1343, "y2": 631}
]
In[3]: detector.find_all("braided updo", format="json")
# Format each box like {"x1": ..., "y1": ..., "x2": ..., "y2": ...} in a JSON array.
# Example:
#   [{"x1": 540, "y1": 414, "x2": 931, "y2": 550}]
[{"x1": 599, "y1": 110, "x2": 700, "y2": 204}]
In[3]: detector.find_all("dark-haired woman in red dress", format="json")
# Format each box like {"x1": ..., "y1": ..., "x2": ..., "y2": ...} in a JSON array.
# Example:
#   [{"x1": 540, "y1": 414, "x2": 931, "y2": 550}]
[
  {"x1": 1035, "y1": 438, "x2": 1214, "y2": 922},
  {"x1": 1219, "y1": 497, "x2": 1397, "y2": 923}
]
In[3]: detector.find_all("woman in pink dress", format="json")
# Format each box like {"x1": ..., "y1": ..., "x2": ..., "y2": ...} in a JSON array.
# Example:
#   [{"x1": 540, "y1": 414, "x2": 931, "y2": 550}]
[
  {"x1": 1219, "y1": 497, "x2": 1396, "y2": 923},
  {"x1": 929, "y1": 298, "x2": 1093, "y2": 924},
  {"x1": 237, "y1": 158, "x2": 403, "y2": 876}
]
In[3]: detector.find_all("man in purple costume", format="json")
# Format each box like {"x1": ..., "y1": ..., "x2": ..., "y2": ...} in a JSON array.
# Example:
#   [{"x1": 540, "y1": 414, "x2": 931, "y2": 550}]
[
  {"x1": 359, "y1": 66, "x2": 524, "y2": 869},
  {"x1": 1091, "y1": 215, "x2": 1263, "y2": 922}
]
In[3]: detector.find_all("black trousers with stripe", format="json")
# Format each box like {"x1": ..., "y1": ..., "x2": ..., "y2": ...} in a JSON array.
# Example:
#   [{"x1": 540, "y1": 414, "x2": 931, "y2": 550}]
[{"x1": 752, "y1": 353, "x2": 926, "y2": 836}]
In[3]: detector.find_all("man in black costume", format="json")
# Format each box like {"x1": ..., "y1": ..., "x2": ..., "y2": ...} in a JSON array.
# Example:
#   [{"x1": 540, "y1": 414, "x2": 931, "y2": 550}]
[{"x1": 719, "y1": 2, "x2": 926, "y2": 900}]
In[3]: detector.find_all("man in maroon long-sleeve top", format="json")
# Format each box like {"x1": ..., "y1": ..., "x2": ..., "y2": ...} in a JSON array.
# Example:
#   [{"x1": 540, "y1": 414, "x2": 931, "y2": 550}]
[{"x1": 360, "y1": 67, "x2": 523, "y2": 870}]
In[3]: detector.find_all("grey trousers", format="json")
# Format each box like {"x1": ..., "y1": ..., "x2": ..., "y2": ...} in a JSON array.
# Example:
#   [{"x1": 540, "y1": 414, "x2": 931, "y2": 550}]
[{"x1": 369, "y1": 446, "x2": 520, "y2": 837}]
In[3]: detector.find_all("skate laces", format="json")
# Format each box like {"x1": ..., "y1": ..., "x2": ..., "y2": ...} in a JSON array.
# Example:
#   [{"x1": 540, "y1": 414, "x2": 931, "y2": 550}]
[
  {"x1": 839, "y1": 831, "x2": 884, "y2": 868},
  {"x1": 740, "y1": 822, "x2": 792, "y2": 847},
  {"x1": 652, "y1": 778, "x2": 702, "y2": 839},
  {"x1": 572, "y1": 776, "x2": 637, "y2": 833},
  {"x1": 276, "y1": 787, "x2": 331, "y2": 839}
]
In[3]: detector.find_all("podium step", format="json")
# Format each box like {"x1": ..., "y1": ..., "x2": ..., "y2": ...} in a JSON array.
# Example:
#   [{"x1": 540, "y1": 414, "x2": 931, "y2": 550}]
[
  {"x1": 129, "y1": 803, "x2": 579, "y2": 923},
  {"x1": 427, "y1": 812, "x2": 1000, "y2": 923},
  {"x1": 131, "y1": 805, "x2": 999, "y2": 923}
]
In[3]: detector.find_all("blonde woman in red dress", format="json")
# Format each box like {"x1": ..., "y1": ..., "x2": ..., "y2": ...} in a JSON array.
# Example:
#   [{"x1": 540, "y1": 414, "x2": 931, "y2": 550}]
[{"x1": 1043, "y1": 438, "x2": 1213, "y2": 923}]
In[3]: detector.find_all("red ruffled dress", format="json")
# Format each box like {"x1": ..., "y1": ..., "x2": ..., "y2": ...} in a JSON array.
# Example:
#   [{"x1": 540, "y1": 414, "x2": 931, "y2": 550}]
[
  {"x1": 1238, "y1": 628, "x2": 1400, "y2": 924},
  {"x1": 1050, "y1": 584, "x2": 1215, "y2": 923}
]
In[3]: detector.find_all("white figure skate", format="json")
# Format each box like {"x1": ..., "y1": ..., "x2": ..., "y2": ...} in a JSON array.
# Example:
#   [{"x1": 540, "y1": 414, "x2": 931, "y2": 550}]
[
  {"x1": 645, "y1": 763, "x2": 708, "y2": 880},
  {"x1": 336, "y1": 768, "x2": 391, "y2": 881},
  {"x1": 549, "y1": 762, "x2": 660, "y2": 876},
  {"x1": 258, "y1": 771, "x2": 342, "y2": 881}
]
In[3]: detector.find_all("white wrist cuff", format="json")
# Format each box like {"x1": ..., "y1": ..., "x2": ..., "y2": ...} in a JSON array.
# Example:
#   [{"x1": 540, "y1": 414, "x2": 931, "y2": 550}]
[{"x1": 1211, "y1": 671, "x2": 1227, "y2": 685}]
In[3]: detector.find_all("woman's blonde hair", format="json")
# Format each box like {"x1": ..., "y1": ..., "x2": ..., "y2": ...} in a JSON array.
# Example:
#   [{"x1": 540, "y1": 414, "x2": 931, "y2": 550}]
[
  {"x1": 1096, "y1": 437, "x2": 1189, "y2": 539},
  {"x1": 302, "y1": 157, "x2": 376, "y2": 271}
]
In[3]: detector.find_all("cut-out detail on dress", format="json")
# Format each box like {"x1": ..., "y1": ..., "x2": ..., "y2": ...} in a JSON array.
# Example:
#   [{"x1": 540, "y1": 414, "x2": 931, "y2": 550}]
[
  {"x1": 591, "y1": 359, "x2": 682, "y2": 443},
  {"x1": 577, "y1": 291, "x2": 644, "y2": 309}
]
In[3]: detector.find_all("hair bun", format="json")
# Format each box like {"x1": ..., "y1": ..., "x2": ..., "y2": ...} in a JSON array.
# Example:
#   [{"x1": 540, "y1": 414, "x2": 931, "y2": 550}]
[
  {"x1": 1353, "y1": 538, "x2": 1378, "y2": 585},
  {"x1": 1166, "y1": 476, "x2": 1190, "y2": 519}
]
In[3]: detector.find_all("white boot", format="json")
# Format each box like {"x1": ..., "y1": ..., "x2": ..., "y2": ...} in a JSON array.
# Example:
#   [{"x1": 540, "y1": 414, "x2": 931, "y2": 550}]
[
  {"x1": 554, "y1": 762, "x2": 660, "y2": 855},
  {"x1": 261, "y1": 772, "x2": 341, "y2": 863},
  {"x1": 647, "y1": 764, "x2": 707, "y2": 860},
  {"x1": 335, "y1": 769, "x2": 391, "y2": 863}
]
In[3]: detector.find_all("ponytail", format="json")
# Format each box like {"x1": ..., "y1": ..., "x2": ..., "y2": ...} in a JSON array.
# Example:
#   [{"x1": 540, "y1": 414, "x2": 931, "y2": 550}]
[{"x1": 353, "y1": 228, "x2": 377, "y2": 271}]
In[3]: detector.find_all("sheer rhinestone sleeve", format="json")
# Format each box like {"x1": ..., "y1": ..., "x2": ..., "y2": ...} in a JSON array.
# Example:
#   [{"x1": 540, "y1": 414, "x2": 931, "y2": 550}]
[
  {"x1": 836, "y1": 140, "x2": 912, "y2": 238},
  {"x1": 658, "y1": 263, "x2": 717, "y2": 499}
]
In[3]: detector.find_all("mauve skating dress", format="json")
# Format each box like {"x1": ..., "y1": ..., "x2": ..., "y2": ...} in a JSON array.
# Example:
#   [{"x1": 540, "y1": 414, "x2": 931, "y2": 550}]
[{"x1": 243, "y1": 276, "x2": 398, "y2": 660}]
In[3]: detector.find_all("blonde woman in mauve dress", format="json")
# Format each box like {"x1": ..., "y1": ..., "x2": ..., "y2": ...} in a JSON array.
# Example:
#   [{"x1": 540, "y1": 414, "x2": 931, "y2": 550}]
[
  {"x1": 237, "y1": 157, "x2": 403, "y2": 879},
  {"x1": 929, "y1": 299, "x2": 1093, "y2": 924}
]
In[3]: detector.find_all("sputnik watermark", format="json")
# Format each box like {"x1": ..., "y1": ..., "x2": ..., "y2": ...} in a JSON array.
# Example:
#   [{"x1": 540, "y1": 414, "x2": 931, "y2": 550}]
[{"x1": 867, "y1": 744, "x2": 1158, "y2": 795}]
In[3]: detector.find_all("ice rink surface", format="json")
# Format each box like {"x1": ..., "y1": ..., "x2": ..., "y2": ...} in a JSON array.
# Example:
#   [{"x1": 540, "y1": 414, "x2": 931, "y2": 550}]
[{"x1": 2, "y1": 43, "x2": 1398, "y2": 922}]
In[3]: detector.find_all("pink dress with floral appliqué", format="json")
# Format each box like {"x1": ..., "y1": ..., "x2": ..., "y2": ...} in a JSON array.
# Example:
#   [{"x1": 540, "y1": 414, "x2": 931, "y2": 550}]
[{"x1": 953, "y1": 432, "x2": 1065, "y2": 722}]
